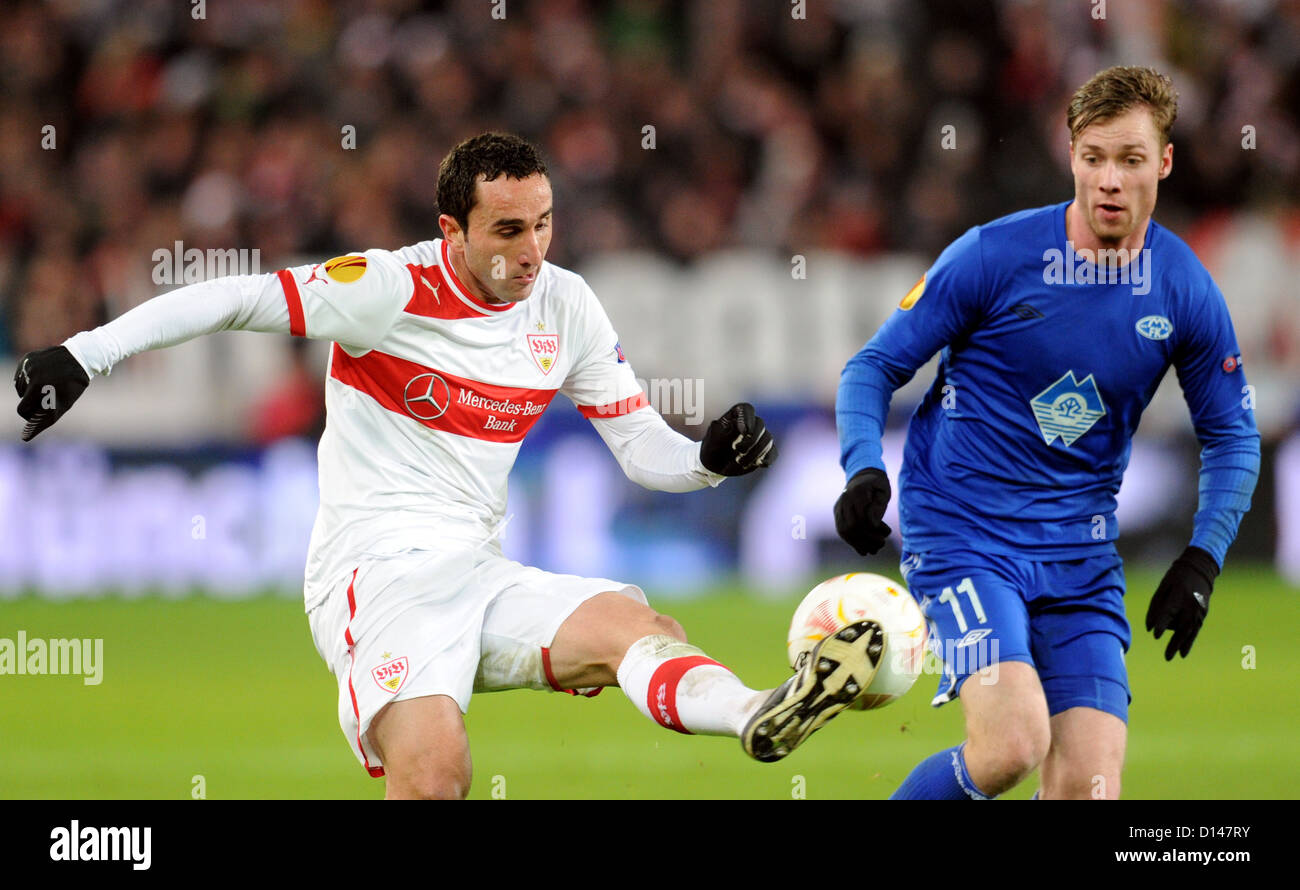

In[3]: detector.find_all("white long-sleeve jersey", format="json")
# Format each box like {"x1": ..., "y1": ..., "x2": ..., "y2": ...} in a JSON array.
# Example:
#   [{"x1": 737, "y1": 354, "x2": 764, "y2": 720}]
[{"x1": 64, "y1": 239, "x2": 723, "y2": 609}]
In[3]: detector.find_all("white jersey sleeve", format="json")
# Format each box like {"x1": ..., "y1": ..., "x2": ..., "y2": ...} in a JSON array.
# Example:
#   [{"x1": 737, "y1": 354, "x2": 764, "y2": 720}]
[
  {"x1": 275, "y1": 251, "x2": 412, "y2": 353},
  {"x1": 561, "y1": 283, "x2": 723, "y2": 492},
  {"x1": 588, "y1": 409, "x2": 724, "y2": 492},
  {"x1": 559, "y1": 283, "x2": 645, "y2": 414},
  {"x1": 63, "y1": 249, "x2": 413, "y2": 376},
  {"x1": 64, "y1": 273, "x2": 290, "y2": 376}
]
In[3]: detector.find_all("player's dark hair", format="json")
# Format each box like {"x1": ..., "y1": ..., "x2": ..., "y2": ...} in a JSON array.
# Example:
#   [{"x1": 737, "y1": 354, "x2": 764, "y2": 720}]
[
  {"x1": 437, "y1": 133, "x2": 549, "y2": 230},
  {"x1": 1068, "y1": 66, "x2": 1179, "y2": 148}
]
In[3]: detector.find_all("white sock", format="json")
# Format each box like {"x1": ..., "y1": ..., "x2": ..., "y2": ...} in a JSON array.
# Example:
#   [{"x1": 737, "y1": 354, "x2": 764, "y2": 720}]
[{"x1": 615, "y1": 635, "x2": 767, "y2": 737}]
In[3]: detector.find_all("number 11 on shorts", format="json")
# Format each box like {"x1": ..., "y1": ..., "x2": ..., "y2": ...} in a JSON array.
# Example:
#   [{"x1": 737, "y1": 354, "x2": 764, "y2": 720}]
[{"x1": 938, "y1": 577, "x2": 986, "y2": 633}]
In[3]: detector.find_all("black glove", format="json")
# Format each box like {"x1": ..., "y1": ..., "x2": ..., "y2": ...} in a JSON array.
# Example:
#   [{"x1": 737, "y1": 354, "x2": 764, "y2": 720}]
[
  {"x1": 14, "y1": 346, "x2": 90, "y2": 442},
  {"x1": 834, "y1": 468, "x2": 892, "y2": 556},
  {"x1": 1146, "y1": 545, "x2": 1218, "y2": 661},
  {"x1": 699, "y1": 402, "x2": 777, "y2": 476}
]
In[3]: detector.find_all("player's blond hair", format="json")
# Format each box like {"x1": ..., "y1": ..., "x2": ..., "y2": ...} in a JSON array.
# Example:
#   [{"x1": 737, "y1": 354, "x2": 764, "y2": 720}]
[{"x1": 1068, "y1": 66, "x2": 1178, "y2": 147}]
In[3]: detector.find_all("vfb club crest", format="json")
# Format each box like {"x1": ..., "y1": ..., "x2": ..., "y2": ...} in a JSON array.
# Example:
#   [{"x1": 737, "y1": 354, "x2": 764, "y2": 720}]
[
  {"x1": 372, "y1": 656, "x2": 409, "y2": 694},
  {"x1": 527, "y1": 333, "x2": 559, "y2": 375}
]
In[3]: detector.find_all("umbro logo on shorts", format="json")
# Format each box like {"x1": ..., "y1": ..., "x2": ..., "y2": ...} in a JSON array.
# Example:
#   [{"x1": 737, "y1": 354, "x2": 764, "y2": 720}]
[{"x1": 955, "y1": 628, "x2": 993, "y2": 648}]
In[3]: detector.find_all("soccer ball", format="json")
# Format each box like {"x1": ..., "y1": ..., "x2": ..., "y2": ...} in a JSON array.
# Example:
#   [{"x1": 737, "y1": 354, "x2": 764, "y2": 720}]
[{"x1": 787, "y1": 573, "x2": 928, "y2": 710}]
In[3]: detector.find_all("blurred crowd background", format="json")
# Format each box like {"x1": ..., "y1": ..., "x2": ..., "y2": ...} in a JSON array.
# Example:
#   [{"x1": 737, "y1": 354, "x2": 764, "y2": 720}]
[
  {"x1": 0, "y1": 0, "x2": 1298, "y2": 592},
  {"x1": 2, "y1": 0, "x2": 1298, "y2": 364}
]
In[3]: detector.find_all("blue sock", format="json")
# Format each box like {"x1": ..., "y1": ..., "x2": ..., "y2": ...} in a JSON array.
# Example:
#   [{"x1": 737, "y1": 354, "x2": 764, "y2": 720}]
[{"x1": 889, "y1": 743, "x2": 992, "y2": 800}]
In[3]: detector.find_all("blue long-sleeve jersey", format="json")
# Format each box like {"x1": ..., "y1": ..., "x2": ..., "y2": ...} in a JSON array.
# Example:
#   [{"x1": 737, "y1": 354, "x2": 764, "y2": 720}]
[{"x1": 838, "y1": 202, "x2": 1260, "y2": 567}]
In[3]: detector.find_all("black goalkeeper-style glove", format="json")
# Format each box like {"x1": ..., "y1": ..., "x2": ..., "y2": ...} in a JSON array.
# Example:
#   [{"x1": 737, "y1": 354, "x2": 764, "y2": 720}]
[
  {"x1": 1146, "y1": 545, "x2": 1219, "y2": 661},
  {"x1": 14, "y1": 346, "x2": 90, "y2": 442},
  {"x1": 700, "y1": 402, "x2": 778, "y2": 476},
  {"x1": 834, "y1": 468, "x2": 892, "y2": 556}
]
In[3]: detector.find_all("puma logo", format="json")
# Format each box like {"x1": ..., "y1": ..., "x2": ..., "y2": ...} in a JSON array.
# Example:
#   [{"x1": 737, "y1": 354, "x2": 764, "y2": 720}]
[{"x1": 420, "y1": 272, "x2": 441, "y2": 303}]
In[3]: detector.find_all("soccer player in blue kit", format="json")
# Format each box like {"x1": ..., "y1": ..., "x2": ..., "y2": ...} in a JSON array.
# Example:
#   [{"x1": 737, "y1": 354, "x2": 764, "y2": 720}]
[{"x1": 834, "y1": 67, "x2": 1260, "y2": 799}]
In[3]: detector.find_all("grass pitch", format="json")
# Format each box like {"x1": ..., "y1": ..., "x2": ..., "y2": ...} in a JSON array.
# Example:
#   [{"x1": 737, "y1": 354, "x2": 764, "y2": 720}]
[{"x1": 1, "y1": 564, "x2": 1296, "y2": 799}]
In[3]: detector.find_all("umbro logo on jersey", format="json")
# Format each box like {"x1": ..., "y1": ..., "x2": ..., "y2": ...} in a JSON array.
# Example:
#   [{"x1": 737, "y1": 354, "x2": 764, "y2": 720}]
[
  {"x1": 1010, "y1": 303, "x2": 1044, "y2": 320},
  {"x1": 403, "y1": 373, "x2": 451, "y2": 420},
  {"x1": 1030, "y1": 370, "x2": 1107, "y2": 446},
  {"x1": 372, "y1": 656, "x2": 409, "y2": 694}
]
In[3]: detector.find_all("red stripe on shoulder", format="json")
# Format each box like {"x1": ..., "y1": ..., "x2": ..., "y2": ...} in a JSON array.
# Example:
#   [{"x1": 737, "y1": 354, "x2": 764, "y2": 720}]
[
  {"x1": 278, "y1": 269, "x2": 306, "y2": 337},
  {"x1": 578, "y1": 392, "x2": 649, "y2": 419},
  {"x1": 404, "y1": 264, "x2": 488, "y2": 320}
]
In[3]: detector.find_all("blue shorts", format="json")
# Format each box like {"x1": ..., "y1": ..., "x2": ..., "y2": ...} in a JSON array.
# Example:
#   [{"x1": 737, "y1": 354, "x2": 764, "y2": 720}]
[{"x1": 899, "y1": 548, "x2": 1131, "y2": 723}]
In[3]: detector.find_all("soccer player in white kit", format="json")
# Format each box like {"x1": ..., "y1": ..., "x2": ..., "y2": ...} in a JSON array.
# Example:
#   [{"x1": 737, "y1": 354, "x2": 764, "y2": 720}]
[{"x1": 15, "y1": 133, "x2": 885, "y2": 798}]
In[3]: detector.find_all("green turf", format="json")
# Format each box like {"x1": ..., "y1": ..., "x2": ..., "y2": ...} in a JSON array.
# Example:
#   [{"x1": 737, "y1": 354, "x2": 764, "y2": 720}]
[{"x1": 1, "y1": 564, "x2": 1296, "y2": 799}]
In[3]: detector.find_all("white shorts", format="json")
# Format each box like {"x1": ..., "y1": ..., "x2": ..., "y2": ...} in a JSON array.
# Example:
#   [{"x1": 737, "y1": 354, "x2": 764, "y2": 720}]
[{"x1": 307, "y1": 547, "x2": 645, "y2": 776}]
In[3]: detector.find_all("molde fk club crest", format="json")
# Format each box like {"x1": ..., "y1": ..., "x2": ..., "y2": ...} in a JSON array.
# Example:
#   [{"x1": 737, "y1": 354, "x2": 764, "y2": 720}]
[{"x1": 1030, "y1": 371, "x2": 1107, "y2": 446}]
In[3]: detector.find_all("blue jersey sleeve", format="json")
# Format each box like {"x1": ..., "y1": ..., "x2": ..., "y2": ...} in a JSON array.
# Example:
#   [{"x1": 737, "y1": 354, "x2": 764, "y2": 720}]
[
  {"x1": 1172, "y1": 280, "x2": 1261, "y2": 568},
  {"x1": 837, "y1": 226, "x2": 989, "y2": 478}
]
